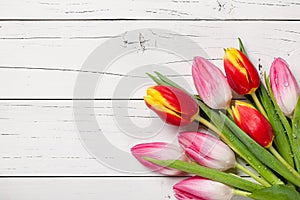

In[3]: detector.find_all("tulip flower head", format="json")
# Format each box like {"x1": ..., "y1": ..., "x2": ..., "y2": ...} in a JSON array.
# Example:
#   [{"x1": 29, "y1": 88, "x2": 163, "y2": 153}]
[
  {"x1": 270, "y1": 57, "x2": 300, "y2": 117},
  {"x1": 232, "y1": 101, "x2": 274, "y2": 148},
  {"x1": 178, "y1": 132, "x2": 236, "y2": 171},
  {"x1": 223, "y1": 48, "x2": 260, "y2": 95},
  {"x1": 144, "y1": 85, "x2": 199, "y2": 126},
  {"x1": 173, "y1": 176, "x2": 234, "y2": 200},
  {"x1": 131, "y1": 142, "x2": 187, "y2": 175},
  {"x1": 192, "y1": 57, "x2": 232, "y2": 109}
]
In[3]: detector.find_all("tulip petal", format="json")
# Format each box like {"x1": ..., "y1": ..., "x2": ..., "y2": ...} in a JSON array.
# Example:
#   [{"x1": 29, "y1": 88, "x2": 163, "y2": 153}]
[
  {"x1": 144, "y1": 85, "x2": 199, "y2": 126},
  {"x1": 192, "y1": 57, "x2": 232, "y2": 109},
  {"x1": 179, "y1": 132, "x2": 236, "y2": 171},
  {"x1": 145, "y1": 87, "x2": 180, "y2": 114},
  {"x1": 144, "y1": 95, "x2": 182, "y2": 121},
  {"x1": 232, "y1": 101, "x2": 274, "y2": 148},
  {"x1": 131, "y1": 142, "x2": 187, "y2": 175},
  {"x1": 173, "y1": 176, "x2": 234, "y2": 200},
  {"x1": 270, "y1": 58, "x2": 300, "y2": 117},
  {"x1": 223, "y1": 48, "x2": 260, "y2": 95}
]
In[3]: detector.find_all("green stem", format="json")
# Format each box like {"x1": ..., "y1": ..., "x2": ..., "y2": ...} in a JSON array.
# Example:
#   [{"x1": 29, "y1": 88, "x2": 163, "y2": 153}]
[
  {"x1": 194, "y1": 115, "x2": 236, "y2": 152},
  {"x1": 226, "y1": 107, "x2": 233, "y2": 118},
  {"x1": 268, "y1": 146, "x2": 300, "y2": 180},
  {"x1": 195, "y1": 116, "x2": 225, "y2": 138},
  {"x1": 250, "y1": 92, "x2": 268, "y2": 119},
  {"x1": 235, "y1": 163, "x2": 271, "y2": 187},
  {"x1": 233, "y1": 189, "x2": 251, "y2": 197}
]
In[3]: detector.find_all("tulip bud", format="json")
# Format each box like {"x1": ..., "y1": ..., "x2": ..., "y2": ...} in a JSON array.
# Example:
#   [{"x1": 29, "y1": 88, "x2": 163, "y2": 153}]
[
  {"x1": 223, "y1": 48, "x2": 260, "y2": 95},
  {"x1": 192, "y1": 57, "x2": 232, "y2": 109},
  {"x1": 232, "y1": 101, "x2": 274, "y2": 148},
  {"x1": 144, "y1": 85, "x2": 199, "y2": 126},
  {"x1": 173, "y1": 176, "x2": 234, "y2": 200},
  {"x1": 131, "y1": 142, "x2": 188, "y2": 175},
  {"x1": 270, "y1": 57, "x2": 300, "y2": 117},
  {"x1": 178, "y1": 132, "x2": 235, "y2": 171}
]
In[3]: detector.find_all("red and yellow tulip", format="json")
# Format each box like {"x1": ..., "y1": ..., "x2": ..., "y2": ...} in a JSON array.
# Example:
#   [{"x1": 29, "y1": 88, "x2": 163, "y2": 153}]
[
  {"x1": 223, "y1": 48, "x2": 260, "y2": 95},
  {"x1": 232, "y1": 101, "x2": 274, "y2": 148},
  {"x1": 144, "y1": 85, "x2": 199, "y2": 126}
]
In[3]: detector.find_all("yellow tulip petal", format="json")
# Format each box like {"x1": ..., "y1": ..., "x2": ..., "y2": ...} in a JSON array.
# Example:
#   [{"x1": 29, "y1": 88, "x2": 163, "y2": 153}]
[
  {"x1": 144, "y1": 95, "x2": 181, "y2": 119},
  {"x1": 225, "y1": 48, "x2": 249, "y2": 82},
  {"x1": 146, "y1": 87, "x2": 181, "y2": 113},
  {"x1": 231, "y1": 105, "x2": 241, "y2": 122},
  {"x1": 235, "y1": 100, "x2": 256, "y2": 109}
]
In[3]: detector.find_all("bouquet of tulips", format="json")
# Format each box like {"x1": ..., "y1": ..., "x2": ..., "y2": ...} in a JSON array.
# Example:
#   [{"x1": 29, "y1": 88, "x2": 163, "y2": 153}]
[{"x1": 130, "y1": 39, "x2": 300, "y2": 200}]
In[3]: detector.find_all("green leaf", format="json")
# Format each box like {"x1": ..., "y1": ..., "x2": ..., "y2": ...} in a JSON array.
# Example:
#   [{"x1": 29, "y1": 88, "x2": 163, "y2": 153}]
[
  {"x1": 265, "y1": 73, "x2": 299, "y2": 171},
  {"x1": 220, "y1": 112, "x2": 300, "y2": 187},
  {"x1": 197, "y1": 100, "x2": 282, "y2": 185},
  {"x1": 146, "y1": 73, "x2": 166, "y2": 85},
  {"x1": 250, "y1": 185, "x2": 300, "y2": 200},
  {"x1": 144, "y1": 158, "x2": 264, "y2": 192},
  {"x1": 292, "y1": 96, "x2": 300, "y2": 172},
  {"x1": 257, "y1": 83, "x2": 294, "y2": 168},
  {"x1": 146, "y1": 72, "x2": 189, "y2": 94},
  {"x1": 154, "y1": 71, "x2": 186, "y2": 91},
  {"x1": 238, "y1": 37, "x2": 248, "y2": 56}
]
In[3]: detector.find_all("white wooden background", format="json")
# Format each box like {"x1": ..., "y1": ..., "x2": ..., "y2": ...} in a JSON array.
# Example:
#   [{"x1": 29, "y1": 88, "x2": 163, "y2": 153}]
[{"x1": 1, "y1": 1, "x2": 300, "y2": 199}]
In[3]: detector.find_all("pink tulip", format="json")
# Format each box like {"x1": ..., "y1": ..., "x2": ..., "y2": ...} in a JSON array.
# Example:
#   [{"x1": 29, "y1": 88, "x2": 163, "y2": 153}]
[
  {"x1": 178, "y1": 132, "x2": 236, "y2": 171},
  {"x1": 192, "y1": 56, "x2": 232, "y2": 109},
  {"x1": 131, "y1": 142, "x2": 187, "y2": 175},
  {"x1": 173, "y1": 176, "x2": 234, "y2": 200},
  {"x1": 270, "y1": 58, "x2": 300, "y2": 117}
]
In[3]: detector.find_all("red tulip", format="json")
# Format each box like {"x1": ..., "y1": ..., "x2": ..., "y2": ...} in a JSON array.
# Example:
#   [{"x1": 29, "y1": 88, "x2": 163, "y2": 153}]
[
  {"x1": 223, "y1": 48, "x2": 260, "y2": 95},
  {"x1": 144, "y1": 85, "x2": 199, "y2": 126},
  {"x1": 178, "y1": 132, "x2": 236, "y2": 171},
  {"x1": 173, "y1": 176, "x2": 234, "y2": 200},
  {"x1": 232, "y1": 101, "x2": 274, "y2": 148},
  {"x1": 131, "y1": 142, "x2": 188, "y2": 175},
  {"x1": 192, "y1": 57, "x2": 232, "y2": 109},
  {"x1": 270, "y1": 57, "x2": 300, "y2": 117}
]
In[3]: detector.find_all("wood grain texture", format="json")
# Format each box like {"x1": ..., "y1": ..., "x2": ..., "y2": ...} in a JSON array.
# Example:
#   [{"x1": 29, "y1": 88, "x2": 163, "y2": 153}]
[
  {"x1": 0, "y1": 100, "x2": 167, "y2": 175},
  {"x1": 0, "y1": 177, "x2": 181, "y2": 200},
  {"x1": 0, "y1": 0, "x2": 300, "y2": 19},
  {"x1": 0, "y1": 100, "x2": 253, "y2": 176},
  {"x1": 0, "y1": 177, "x2": 251, "y2": 200},
  {"x1": 0, "y1": 21, "x2": 299, "y2": 98}
]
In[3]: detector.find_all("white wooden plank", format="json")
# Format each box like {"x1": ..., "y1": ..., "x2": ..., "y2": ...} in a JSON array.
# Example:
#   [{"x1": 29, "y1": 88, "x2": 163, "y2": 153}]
[
  {"x1": 0, "y1": 0, "x2": 299, "y2": 19},
  {"x1": 0, "y1": 21, "x2": 299, "y2": 98},
  {"x1": 0, "y1": 100, "x2": 252, "y2": 176},
  {"x1": 0, "y1": 178, "x2": 250, "y2": 200}
]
